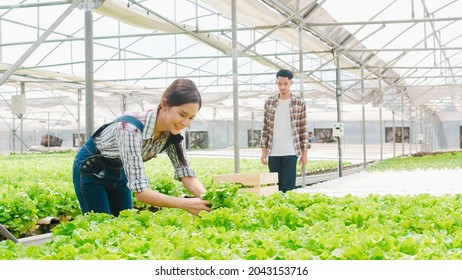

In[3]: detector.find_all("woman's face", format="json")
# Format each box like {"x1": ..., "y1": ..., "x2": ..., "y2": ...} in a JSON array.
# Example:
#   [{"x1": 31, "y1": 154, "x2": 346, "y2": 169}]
[{"x1": 162, "y1": 102, "x2": 200, "y2": 135}]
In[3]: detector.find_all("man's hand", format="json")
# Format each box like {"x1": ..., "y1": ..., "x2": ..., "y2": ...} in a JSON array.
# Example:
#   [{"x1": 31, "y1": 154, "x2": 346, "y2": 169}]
[
  {"x1": 299, "y1": 150, "x2": 308, "y2": 168},
  {"x1": 261, "y1": 147, "x2": 268, "y2": 165}
]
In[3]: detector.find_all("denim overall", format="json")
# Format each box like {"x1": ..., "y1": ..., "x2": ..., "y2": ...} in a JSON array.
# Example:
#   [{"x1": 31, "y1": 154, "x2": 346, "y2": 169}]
[{"x1": 72, "y1": 115, "x2": 144, "y2": 216}]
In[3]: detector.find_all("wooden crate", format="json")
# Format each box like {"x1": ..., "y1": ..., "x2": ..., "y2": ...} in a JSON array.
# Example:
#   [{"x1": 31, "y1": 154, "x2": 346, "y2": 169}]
[{"x1": 212, "y1": 172, "x2": 279, "y2": 196}]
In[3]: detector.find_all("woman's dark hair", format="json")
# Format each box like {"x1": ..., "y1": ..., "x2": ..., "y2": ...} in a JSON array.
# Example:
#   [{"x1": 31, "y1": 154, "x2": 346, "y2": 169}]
[
  {"x1": 160, "y1": 79, "x2": 202, "y2": 109},
  {"x1": 158, "y1": 79, "x2": 201, "y2": 166}
]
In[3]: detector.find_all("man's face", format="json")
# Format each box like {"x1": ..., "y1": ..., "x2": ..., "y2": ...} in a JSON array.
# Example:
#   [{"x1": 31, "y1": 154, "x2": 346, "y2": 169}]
[{"x1": 276, "y1": 76, "x2": 293, "y2": 96}]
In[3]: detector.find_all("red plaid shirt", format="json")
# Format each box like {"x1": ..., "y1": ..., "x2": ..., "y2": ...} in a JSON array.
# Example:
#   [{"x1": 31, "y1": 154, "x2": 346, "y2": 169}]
[{"x1": 260, "y1": 94, "x2": 309, "y2": 156}]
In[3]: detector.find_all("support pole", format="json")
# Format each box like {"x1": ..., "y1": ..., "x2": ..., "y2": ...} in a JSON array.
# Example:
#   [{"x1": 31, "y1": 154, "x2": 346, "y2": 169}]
[
  {"x1": 298, "y1": 25, "x2": 305, "y2": 100},
  {"x1": 392, "y1": 111, "x2": 396, "y2": 157},
  {"x1": 409, "y1": 105, "x2": 413, "y2": 154},
  {"x1": 379, "y1": 78, "x2": 383, "y2": 161},
  {"x1": 231, "y1": 0, "x2": 240, "y2": 173},
  {"x1": 299, "y1": 16, "x2": 306, "y2": 187},
  {"x1": 121, "y1": 95, "x2": 127, "y2": 114},
  {"x1": 401, "y1": 94, "x2": 405, "y2": 156},
  {"x1": 12, "y1": 115, "x2": 15, "y2": 153},
  {"x1": 84, "y1": 1, "x2": 95, "y2": 137},
  {"x1": 212, "y1": 107, "x2": 216, "y2": 150},
  {"x1": 334, "y1": 49, "x2": 343, "y2": 177},
  {"x1": 47, "y1": 112, "x2": 50, "y2": 152},
  {"x1": 361, "y1": 66, "x2": 366, "y2": 167},
  {"x1": 420, "y1": 109, "x2": 423, "y2": 152},
  {"x1": 250, "y1": 112, "x2": 255, "y2": 147},
  {"x1": 0, "y1": 18, "x2": 2, "y2": 61},
  {"x1": 77, "y1": 89, "x2": 82, "y2": 148},
  {"x1": 20, "y1": 82, "x2": 25, "y2": 154}
]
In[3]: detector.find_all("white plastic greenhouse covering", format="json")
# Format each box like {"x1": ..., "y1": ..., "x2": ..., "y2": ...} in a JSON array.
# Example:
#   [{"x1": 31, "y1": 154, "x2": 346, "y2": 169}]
[{"x1": 0, "y1": 0, "x2": 461, "y2": 153}]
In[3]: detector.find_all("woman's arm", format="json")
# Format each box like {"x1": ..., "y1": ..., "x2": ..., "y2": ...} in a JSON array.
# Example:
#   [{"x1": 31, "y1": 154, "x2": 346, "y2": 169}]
[
  {"x1": 180, "y1": 176, "x2": 206, "y2": 197},
  {"x1": 134, "y1": 189, "x2": 210, "y2": 215}
]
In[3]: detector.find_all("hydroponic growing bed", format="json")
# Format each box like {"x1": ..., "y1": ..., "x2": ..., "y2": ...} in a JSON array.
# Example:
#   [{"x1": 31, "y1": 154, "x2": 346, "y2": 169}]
[
  {"x1": 0, "y1": 152, "x2": 349, "y2": 239},
  {"x1": 1, "y1": 151, "x2": 462, "y2": 259}
]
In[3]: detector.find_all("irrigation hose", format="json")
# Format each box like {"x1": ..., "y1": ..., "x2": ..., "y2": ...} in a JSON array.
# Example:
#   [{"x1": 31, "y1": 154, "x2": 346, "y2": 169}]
[{"x1": 0, "y1": 224, "x2": 19, "y2": 243}]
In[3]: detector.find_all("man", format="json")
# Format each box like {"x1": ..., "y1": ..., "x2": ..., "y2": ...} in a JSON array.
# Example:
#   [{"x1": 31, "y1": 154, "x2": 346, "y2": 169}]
[
  {"x1": 260, "y1": 69, "x2": 309, "y2": 192},
  {"x1": 308, "y1": 131, "x2": 316, "y2": 143}
]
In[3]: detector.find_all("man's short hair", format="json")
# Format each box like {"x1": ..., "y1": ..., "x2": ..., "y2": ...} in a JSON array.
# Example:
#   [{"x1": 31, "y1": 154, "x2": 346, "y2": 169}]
[{"x1": 276, "y1": 69, "x2": 293, "y2": 80}]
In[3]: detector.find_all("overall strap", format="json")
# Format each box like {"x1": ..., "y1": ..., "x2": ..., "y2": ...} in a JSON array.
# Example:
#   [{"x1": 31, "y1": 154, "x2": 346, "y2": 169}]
[
  {"x1": 91, "y1": 115, "x2": 144, "y2": 139},
  {"x1": 114, "y1": 115, "x2": 181, "y2": 153},
  {"x1": 114, "y1": 115, "x2": 144, "y2": 132}
]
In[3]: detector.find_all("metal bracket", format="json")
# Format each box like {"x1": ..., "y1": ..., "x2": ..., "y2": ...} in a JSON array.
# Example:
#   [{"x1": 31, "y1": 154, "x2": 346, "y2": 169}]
[
  {"x1": 0, "y1": 224, "x2": 19, "y2": 243},
  {"x1": 78, "y1": 0, "x2": 103, "y2": 10}
]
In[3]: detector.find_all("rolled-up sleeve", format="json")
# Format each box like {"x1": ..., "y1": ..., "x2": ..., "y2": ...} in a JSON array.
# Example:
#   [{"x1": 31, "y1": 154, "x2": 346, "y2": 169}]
[
  {"x1": 298, "y1": 101, "x2": 310, "y2": 151},
  {"x1": 260, "y1": 100, "x2": 269, "y2": 148},
  {"x1": 165, "y1": 143, "x2": 196, "y2": 180}
]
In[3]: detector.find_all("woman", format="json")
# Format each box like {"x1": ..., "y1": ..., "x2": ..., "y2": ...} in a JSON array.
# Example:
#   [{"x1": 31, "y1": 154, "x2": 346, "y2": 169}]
[{"x1": 72, "y1": 79, "x2": 210, "y2": 216}]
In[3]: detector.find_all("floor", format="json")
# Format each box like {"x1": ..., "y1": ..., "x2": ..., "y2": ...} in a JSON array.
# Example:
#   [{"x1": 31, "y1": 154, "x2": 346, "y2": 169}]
[
  {"x1": 188, "y1": 144, "x2": 461, "y2": 197},
  {"x1": 295, "y1": 169, "x2": 462, "y2": 197}
]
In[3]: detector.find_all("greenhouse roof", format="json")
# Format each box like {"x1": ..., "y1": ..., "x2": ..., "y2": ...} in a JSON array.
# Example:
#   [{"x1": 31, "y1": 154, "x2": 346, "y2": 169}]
[{"x1": 0, "y1": 0, "x2": 461, "y2": 132}]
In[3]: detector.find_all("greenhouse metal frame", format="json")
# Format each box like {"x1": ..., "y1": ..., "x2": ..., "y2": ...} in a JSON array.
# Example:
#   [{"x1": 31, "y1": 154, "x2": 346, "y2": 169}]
[{"x1": 0, "y1": 0, "x2": 461, "y2": 171}]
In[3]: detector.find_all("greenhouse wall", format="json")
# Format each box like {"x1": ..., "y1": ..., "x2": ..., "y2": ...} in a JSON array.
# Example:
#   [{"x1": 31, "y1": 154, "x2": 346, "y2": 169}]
[
  {"x1": 439, "y1": 121, "x2": 461, "y2": 150},
  {"x1": 194, "y1": 120, "x2": 262, "y2": 149},
  {"x1": 1, "y1": 120, "x2": 461, "y2": 153}
]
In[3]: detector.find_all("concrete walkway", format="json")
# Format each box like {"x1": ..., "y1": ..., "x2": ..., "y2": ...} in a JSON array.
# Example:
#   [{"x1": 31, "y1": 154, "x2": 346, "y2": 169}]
[
  {"x1": 295, "y1": 169, "x2": 462, "y2": 197},
  {"x1": 188, "y1": 144, "x2": 461, "y2": 198},
  {"x1": 188, "y1": 144, "x2": 462, "y2": 198}
]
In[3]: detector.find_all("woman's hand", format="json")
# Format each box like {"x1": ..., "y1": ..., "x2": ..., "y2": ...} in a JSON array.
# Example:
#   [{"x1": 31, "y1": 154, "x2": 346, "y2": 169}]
[
  {"x1": 135, "y1": 189, "x2": 210, "y2": 216},
  {"x1": 180, "y1": 197, "x2": 211, "y2": 215}
]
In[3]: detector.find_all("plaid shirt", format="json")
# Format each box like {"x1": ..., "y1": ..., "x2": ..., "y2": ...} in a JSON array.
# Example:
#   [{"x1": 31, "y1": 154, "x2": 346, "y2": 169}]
[
  {"x1": 93, "y1": 110, "x2": 195, "y2": 192},
  {"x1": 260, "y1": 94, "x2": 309, "y2": 156}
]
